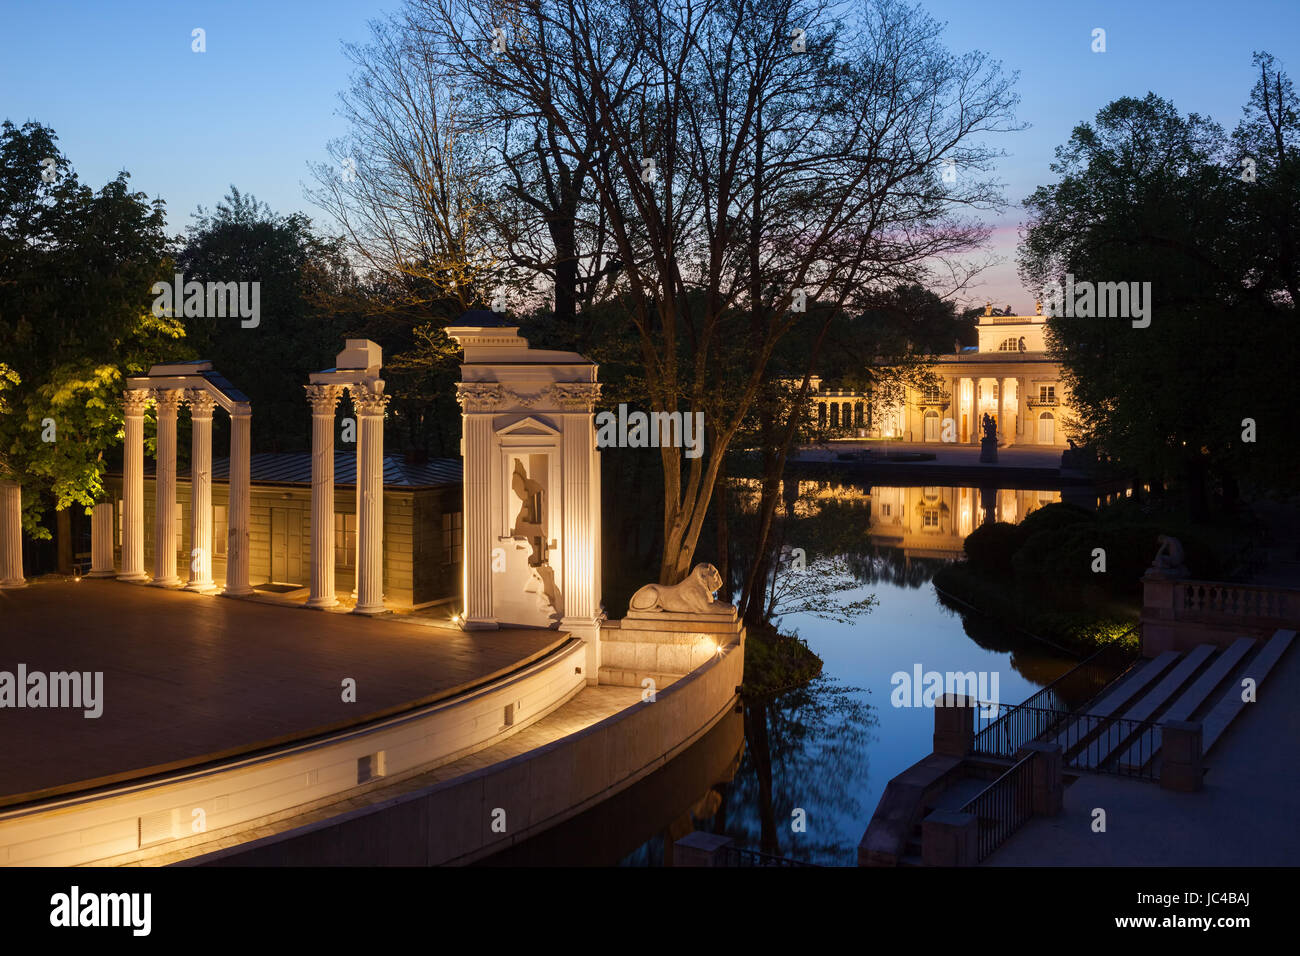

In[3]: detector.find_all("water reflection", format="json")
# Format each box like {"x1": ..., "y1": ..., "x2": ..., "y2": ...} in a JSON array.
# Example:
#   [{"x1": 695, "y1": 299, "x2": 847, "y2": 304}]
[{"x1": 496, "y1": 482, "x2": 1086, "y2": 865}]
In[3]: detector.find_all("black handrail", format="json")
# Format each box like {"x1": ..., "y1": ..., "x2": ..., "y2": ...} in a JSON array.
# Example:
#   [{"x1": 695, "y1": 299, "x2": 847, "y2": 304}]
[{"x1": 959, "y1": 753, "x2": 1035, "y2": 863}]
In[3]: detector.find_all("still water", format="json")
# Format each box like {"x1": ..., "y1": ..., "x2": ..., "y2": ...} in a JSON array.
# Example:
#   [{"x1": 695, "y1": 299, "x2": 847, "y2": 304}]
[{"x1": 485, "y1": 483, "x2": 1080, "y2": 867}]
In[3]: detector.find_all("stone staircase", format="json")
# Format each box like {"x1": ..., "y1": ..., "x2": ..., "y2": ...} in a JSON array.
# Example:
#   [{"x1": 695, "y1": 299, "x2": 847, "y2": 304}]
[{"x1": 1051, "y1": 628, "x2": 1295, "y2": 776}]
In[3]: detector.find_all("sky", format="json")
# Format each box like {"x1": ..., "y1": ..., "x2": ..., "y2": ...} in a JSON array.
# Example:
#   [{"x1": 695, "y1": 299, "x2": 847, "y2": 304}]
[{"x1": 2, "y1": 0, "x2": 1298, "y2": 311}]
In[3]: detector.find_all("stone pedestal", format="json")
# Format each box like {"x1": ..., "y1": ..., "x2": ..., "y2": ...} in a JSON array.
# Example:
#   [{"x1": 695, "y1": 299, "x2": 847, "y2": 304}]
[
  {"x1": 921, "y1": 810, "x2": 979, "y2": 866},
  {"x1": 979, "y1": 434, "x2": 998, "y2": 463},
  {"x1": 1160, "y1": 720, "x2": 1203, "y2": 792},
  {"x1": 1016, "y1": 740, "x2": 1064, "y2": 815},
  {"x1": 602, "y1": 607, "x2": 745, "y2": 689},
  {"x1": 88, "y1": 502, "x2": 116, "y2": 577},
  {"x1": 673, "y1": 832, "x2": 734, "y2": 866},
  {"x1": 932, "y1": 695, "x2": 975, "y2": 757}
]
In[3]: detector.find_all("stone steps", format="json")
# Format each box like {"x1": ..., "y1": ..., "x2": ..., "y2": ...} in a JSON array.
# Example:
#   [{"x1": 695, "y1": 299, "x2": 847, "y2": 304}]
[{"x1": 1202, "y1": 629, "x2": 1296, "y2": 754}]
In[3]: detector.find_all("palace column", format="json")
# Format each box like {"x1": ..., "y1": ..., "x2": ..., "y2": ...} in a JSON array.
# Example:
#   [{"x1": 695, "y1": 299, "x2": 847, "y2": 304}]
[
  {"x1": 186, "y1": 390, "x2": 218, "y2": 591},
  {"x1": 152, "y1": 388, "x2": 184, "y2": 586},
  {"x1": 305, "y1": 384, "x2": 342, "y2": 609},
  {"x1": 352, "y1": 384, "x2": 388, "y2": 615},
  {"x1": 993, "y1": 378, "x2": 1003, "y2": 444},
  {"x1": 1018, "y1": 376, "x2": 1030, "y2": 445},
  {"x1": 119, "y1": 389, "x2": 150, "y2": 581},
  {"x1": 88, "y1": 502, "x2": 115, "y2": 577},
  {"x1": 0, "y1": 480, "x2": 25, "y2": 587},
  {"x1": 946, "y1": 376, "x2": 958, "y2": 441},
  {"x1": 457, "y1": 385, "x2": 500, "y2": 629},
  {"x1": 223, "y1": 410, "x2": 253, "y2": 596}
]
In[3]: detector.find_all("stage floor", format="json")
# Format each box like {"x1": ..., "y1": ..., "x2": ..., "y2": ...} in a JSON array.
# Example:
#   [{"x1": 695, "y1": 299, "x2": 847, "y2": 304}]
[{"x1": 0, "y1": 580, "x2": 565, "y2": 806}]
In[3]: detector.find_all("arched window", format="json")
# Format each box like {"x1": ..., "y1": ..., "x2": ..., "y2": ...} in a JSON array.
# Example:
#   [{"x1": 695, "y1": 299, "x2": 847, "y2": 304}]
[
  {"x1": 923, "y1": 410, "x2": 940, "y2": 442},
  {"x1": 998, "y1": 337, "x2": 1020, "y2": 351},
  {"x1": 1037, "y1": 411, "x2": 1055, "y2": 444}
]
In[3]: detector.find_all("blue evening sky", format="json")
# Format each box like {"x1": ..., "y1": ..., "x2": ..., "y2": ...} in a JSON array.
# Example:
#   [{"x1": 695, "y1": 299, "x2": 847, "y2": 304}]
[{"x1": 2, "y1": 0, "x2": 1297, "y2": 309}]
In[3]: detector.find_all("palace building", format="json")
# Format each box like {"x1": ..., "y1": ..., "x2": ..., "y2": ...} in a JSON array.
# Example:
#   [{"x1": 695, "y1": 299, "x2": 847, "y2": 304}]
[{"x1": 806, "y1": 302, "x2": 1075, "y2": 447}]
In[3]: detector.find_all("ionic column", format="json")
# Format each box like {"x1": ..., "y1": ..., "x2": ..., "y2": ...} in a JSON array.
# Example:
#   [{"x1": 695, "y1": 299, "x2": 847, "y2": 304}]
[
  {"x1": 186, "y1": 389, "x2": 218, "y2": 591},
  {"x1": 305, "y1": 384, "x2": 342, "y2": 609},
  {"x1": 152, "y1": 388, "x2": 184, "y2": 586},
  {"x1": 352, "y1": 385, "x2": 389, "y2": 615},
  {"x1": 223, "y1": 410, "x2": 253, "y2": 596},
  {"x1": 88, "y1": 502, "x2": 115, "y2": 577},
  {"x1": 0, "y1": 480, "x2": 25, "y2": 587},
  {"x1": 119, "y1": 389, "x2": 150, "y2": 581},
  {"x1": 1018, "y1": 377, "x2": 1030, "y2": 444}
]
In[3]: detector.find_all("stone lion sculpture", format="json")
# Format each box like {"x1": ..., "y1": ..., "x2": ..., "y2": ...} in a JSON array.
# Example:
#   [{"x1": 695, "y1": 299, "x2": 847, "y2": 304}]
[
  {"x1": 1149, "y1": 534, "x2": 1187, "y2": 575},
  {"x1": 628, "y1": 563, "x2": 729, "y2": 614}
]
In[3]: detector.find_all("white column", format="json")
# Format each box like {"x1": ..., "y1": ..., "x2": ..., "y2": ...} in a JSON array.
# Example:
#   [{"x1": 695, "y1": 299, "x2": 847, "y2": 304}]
[
  {"x1": 186, "y1": 389, "x2": 217, "y2": 591},
  {"x1": 88, "y1": 502, "x2": 115, "y2": 577},
  {"x1": 353, "y1": 385, "x2": 388, "y2": 615},
  {"x1": 460, "y1": 403, "x2": 497, "y2": 629},
  {"x1": 119, "y1": 389, "x2": 149, "y2": 581},
  {"x1": 306, "y1": 385, "x2": 342, "y2": 609},
  {"x1": 1018, "y1": 376, "x2": 1030, "y2": 445},
  {"x1": 152, "y1": 388, "x2": 183, "y2": 586},
  {"x1": 993, "y1": 378, "x2": 1003, "y2": 444},
  {"x1": 558, "y1": 386, "x2": 603, "y2": 681},
  {"x1": 0, "y1": 480, "x2": 25, "y2": 588},
  {"x1": 223, "y1": 410, "x2": 253, "y2": 596}
]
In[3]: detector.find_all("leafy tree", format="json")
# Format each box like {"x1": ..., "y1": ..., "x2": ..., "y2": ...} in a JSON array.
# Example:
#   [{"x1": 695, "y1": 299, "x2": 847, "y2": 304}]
[{"x1": 0, "y1": 120, "x2": 180, "y2": 539}]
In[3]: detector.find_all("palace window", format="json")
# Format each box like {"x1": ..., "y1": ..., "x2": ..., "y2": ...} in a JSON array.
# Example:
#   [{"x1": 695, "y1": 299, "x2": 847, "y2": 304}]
[
  {"x1": 214, "y1": 505, "x2": 227, "y2": 556},
  {"x1": 922, "y1": 508, "x2": 940, "y2": 528},
  {"x1": 1039, "y1": 385, "x2": 1056, "y2": 402},
  {"x1": 442, "y1": 511, "x2": 463, "y2": 565},
  {"x1": 335, "y1": 512, "x2": 356, "y2": 570}
]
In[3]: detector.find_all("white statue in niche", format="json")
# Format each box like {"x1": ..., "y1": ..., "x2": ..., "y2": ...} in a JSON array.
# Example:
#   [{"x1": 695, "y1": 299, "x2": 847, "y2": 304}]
[
  {"x1": 511, "y1": 459, "x2": 547, "y2": 566},
  {"x1": 628, "y1": 563, "x2": 731, "y2": 615}
]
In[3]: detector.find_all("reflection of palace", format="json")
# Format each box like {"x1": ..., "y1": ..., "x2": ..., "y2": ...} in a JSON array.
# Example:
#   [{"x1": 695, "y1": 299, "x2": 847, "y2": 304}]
[
  {"x1": 806, "y1": 303, "x2": 1074, "y2": 447},
  {"x1": 868, "y1": 486, "x2": 1062, "y2": 559}
]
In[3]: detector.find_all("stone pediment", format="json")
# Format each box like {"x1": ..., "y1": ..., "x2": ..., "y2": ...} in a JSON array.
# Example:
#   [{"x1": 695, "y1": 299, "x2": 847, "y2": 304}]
[{"x1": 496, "y1": 416, "x2": 561, "y2": 438}]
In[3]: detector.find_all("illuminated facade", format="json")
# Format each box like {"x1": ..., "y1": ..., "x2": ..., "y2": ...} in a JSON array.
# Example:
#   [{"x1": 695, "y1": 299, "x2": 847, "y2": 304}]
[{"x1": 808, "y1": 303, "x2": 1075, "y2": 447}]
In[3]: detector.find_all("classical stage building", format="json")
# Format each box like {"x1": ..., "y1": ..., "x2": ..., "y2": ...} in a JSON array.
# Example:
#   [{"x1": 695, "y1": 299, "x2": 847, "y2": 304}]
[
  {"x1": 101, "y1": 452, "x2": 462, "y2": 609},
  {"x1": 807, "y1": 302, "x2": 1076, "y2": 447}
]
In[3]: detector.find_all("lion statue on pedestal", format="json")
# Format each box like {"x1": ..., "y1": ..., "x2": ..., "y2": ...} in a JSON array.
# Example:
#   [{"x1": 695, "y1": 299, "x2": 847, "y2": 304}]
[{"x1": 628, "y1": 562, "x2": 730, "y2": 614}]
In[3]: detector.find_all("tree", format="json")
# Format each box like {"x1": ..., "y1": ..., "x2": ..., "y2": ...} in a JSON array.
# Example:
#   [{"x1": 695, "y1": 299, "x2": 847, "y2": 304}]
[
  {"x1": 396, "y1": 0, "x2": 1019, "y2": 584},
  {"x1": 0, "y1": 120, "x2": 180, "y2": 540},
  {"x1": 1019, "y1": 74, "x2": 1299, "y2": 513}
]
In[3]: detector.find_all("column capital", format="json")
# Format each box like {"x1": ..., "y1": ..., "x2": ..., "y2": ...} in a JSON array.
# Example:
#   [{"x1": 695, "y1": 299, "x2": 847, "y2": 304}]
[
  {"x1": 455, "y1": 382, "x2": 508, "y2": 412},
  {"x1": 186, "y1": 388, "x2": 218, "y2": 417},
  {"x1": 304, "y1": 383, "x2": 344, "y2": 413},
  {"x1": 154, "y1": 388, "x2": 185, "y2": 413},
  {"x1": 545, "y1": 382, "x2": 602, "y2": 410},
  {"x1": 352, "y1": 385, "x2": 390, "y2": 417},
  {"x1": 122, "y1": 389, "x2": 152, "y2": 415}
]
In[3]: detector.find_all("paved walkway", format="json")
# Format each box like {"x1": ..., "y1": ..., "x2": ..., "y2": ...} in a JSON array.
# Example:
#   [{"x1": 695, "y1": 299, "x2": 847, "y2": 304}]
[
  {"x1": 0, "y1": 579, "x2": 563, "y2": 803},
  {"x1": 795, "y1": 440, "x2": 1065, "y2": 469},
  {"x1": 986, "y1": 630, "x2": 1300, "y2": 865}
]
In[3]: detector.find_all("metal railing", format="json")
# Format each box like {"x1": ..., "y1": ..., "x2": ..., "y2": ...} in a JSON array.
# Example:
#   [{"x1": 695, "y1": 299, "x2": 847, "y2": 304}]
[
  {"x1": 959, "y1": 753, "x2": 1035, "y2": 863},
  {"x1": 716, "y1": 843, "x2": 819, "y2": 867},
  {"x1": 972, "y1": 635, "x2": 1139, "y2": 758}
]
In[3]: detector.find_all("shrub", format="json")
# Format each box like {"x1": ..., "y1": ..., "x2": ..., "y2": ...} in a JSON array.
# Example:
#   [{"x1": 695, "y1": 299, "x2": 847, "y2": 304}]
[
  {"x1": 963, "y1": 521, "x2": 1025, "y2": 573},
  {"x1": 1017, "y1": 501, "x2": 1095, "y2": 540}
]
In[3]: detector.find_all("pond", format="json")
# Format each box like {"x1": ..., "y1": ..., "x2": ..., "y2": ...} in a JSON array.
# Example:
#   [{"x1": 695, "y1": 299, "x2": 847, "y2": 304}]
[{"x1": 484, "y1": 482, "x2": 1084, "y2": 867}]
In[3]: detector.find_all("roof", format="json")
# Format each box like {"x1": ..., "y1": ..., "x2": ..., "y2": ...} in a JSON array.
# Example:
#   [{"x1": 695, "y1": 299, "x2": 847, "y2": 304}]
[{"x1": 126, "y1": 452, "x2": 462, "y2": 489}]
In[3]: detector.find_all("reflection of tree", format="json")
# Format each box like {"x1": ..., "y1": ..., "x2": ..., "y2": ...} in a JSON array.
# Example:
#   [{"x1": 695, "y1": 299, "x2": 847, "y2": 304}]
[
  {"x1": 840, "y1": 545, "x2": 950, "y2": 589},
  {"x1": 934, "y1": 590, "x2": 1077, "y2": 685},
  {"x1": 723, "y1": 678, "x2": 878, "y2": 865}
]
